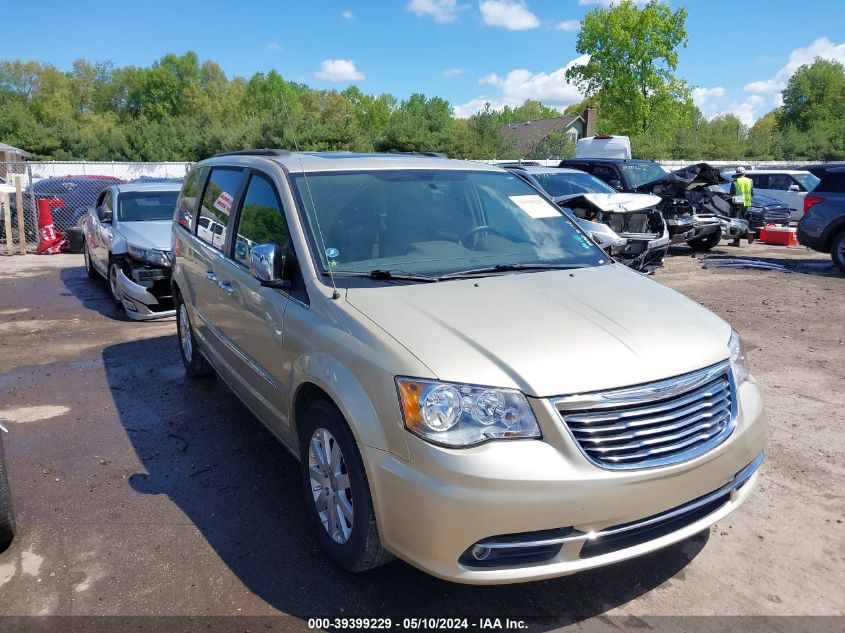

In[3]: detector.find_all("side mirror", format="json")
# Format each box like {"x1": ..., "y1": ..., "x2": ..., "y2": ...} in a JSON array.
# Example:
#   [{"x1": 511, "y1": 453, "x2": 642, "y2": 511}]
[
  {"x1": 97, "y1": 207, "x2": 112, "y2": 223},
  {"x1": 788, "y1": 184, "x2": 800, "y2": 192},
  {"x1": 250, "y1": 243, "x2": 291, "y2": 289},
  {"x1": 608, "y1": 179, "x2": 623, "y2": 191}
]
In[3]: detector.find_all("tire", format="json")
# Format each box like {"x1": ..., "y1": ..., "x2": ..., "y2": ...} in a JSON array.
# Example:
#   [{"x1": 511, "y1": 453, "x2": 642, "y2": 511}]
[
  {"x1": 0, "y1": 432, "x2": 16, "y2": 547},
  {"x1": 688, "y1": 230, "x2": 722, "y2": 252},
  {"x1": 298, "y1": 399, "x2": 393, "y2": 572},
  {"x1": 65, "y1": 227, "x2": 85, "y2": 254},
  {"x1": 107, "y1": 258, "x2": 123, "y2": 305},
  {"x1": 175, "y1": 293, "x2": 213, "y2": 377},
  {"x1": 83, "y1": 242, "x2": 98, "y2": 279},
  {"x1": 831, "y1": 230, "x2": 845, "y2": 274}
]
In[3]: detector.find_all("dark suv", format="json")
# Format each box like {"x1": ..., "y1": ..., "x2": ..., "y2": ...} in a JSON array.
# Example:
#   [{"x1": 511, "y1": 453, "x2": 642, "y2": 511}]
[
  {"x1": 558, "y1": 158, "x2": 667, "y2": 192},
  {"x1": 797, "y1": 166, "x2": 845, "y2": 273}
]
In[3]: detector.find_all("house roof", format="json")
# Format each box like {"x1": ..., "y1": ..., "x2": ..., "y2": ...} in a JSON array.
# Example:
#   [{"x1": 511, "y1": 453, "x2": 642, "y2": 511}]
[
  {"x1": 501, "y1": 116, "x2": 583, "y2": 152},
  {"x1": 0, "y1": 142, "x2": 30, "y2": 158}
]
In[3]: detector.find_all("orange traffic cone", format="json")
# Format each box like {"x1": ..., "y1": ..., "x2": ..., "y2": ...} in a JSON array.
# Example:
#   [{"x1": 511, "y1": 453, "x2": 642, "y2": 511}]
[{"x1": 36, "y1": 199, "x2": 66, "y2": 254}]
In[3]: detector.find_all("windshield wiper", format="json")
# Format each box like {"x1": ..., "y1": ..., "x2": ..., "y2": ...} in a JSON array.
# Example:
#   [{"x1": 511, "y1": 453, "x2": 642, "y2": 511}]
[
  {"x1": 324, "y1": 269, "x2": 439, "y2": 283},
  {"x1": 438, "y1": 263, "x2": 586, "y2": 280}
]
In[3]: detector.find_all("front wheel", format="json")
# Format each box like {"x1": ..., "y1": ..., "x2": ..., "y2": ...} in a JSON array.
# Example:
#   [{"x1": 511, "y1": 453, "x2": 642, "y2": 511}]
[
  {"x1": 831, "y1": 231, "x2": 845, "y2": 274},
  {"x1": 107, "y1": 259, "x2": 123, "y2": 305},
  {"x1": 688, "y1": 230, "x2": 722, "y2": 252},
  {"x1": 83, "y1": 243, "x2": 98, "y2": 279},
  {"x1": 298, "y1": 399, "x2": 393, "y2": 572}
]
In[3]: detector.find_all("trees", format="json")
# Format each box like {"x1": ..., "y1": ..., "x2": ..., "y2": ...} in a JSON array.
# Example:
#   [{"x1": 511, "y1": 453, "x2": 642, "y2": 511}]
[
  {"x1": 565, "y1": 0, "x2": 696, "y2": 154},
  {"x1": 776, "y1": 58, "x2": 845, "y2": 160}
]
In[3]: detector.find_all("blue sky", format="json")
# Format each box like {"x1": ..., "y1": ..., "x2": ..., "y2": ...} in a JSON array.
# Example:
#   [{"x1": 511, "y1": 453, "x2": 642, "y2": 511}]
[{"x1": 3, "y1": 0, "x2": 844, "y2": 125}]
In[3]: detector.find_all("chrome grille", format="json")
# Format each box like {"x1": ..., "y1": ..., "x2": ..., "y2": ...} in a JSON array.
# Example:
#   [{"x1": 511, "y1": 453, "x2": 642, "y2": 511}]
[{"x1": 554, "y1": 362, "x2": 736, "y2": 470}]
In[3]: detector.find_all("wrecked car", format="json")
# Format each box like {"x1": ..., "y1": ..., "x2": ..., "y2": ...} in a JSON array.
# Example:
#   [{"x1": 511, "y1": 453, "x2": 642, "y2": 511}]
[
  {"x1": 715, "y1": 176, "x2": 793, "y2": 235},
  {"x1": 505, "y1": 166, "x2": 669, "y2": 271},
  {"x1": 635, "y1": 163, "x2": 753, "y2": 250},
  {"x1": 82, "y1": 182, "x2": 181, "y2": 320}
]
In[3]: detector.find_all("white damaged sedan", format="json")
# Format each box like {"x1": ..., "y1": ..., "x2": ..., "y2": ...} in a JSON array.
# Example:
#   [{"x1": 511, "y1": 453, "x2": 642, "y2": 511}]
[
  {"x1": 82, "y1": 182, "x2": 181, "y2": 320},
  {"x1": 505, "y1": 166, "x2": 670, "y2": 272}
]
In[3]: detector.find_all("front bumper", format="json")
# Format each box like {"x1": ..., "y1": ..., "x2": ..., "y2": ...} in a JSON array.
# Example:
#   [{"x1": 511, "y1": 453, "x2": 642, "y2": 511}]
[
  {"x1": 117, "y1": 269, "x2": 176, "y2": 321},
  {"x1": 363, "y1": 380, "x2": 765, "y2": 584}
]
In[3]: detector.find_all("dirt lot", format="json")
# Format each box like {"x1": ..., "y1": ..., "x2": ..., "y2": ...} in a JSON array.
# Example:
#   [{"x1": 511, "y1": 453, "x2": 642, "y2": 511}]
[{"x1": 0, "y1": 243, "x2": 842, "y2": 628}]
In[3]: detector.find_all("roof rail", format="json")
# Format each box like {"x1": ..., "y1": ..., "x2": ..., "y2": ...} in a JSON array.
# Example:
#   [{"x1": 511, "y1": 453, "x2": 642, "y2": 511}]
[{"x1": 211, "y1": 148, "x2": 291, "y2": 158}]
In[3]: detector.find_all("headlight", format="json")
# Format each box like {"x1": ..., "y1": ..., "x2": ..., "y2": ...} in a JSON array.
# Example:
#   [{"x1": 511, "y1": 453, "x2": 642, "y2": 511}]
[
  {"x1": 396, "y1": 378, "x2": 541, "y2": 447},
  {"x1": 728, "y1": 330, "x2": 751, "y2": 384},
  {"x1": 126, "y1": 243, "x2": 171, "y2": 267}
]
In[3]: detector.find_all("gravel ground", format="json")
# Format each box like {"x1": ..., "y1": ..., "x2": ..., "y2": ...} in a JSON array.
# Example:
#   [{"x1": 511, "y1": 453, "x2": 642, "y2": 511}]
[{"x1": 0, "y1": 244, "x2": 842, "y2": 628}]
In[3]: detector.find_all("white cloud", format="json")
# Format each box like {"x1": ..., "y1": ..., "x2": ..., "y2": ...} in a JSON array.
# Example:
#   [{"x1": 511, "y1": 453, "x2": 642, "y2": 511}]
[
  {"x1": 691, "y1": 86, "x2": 726, "y2": 116},
  {"x1": 408, "y1": 0, "x2": 459, "y2": 23},
  {"x1": 443, "y1": 68, "x2": 467, "y2": 78},
  {"x1": 726, "y1": 95, "x2": 766, "y2": 127},
  {"x1": 265, "y1": 42, "x2": 281, "y2": 52},
  {"x1": 314, "y1": 59, "x2": 365, "y2": 82},
  {"x1": 341, "y1": 9, "x2": 354, "y2": 19},
  {"x1": 454, "y1": 55, "x2": 588, "y2": 117},
  {"x1": 479, "y1": 0, "x2": 539, "y2": 30},
  {"x1": 555, "y1": 20, "x2": 580, "y2": 32},
  {"x1": 744, "y1": 37, "x2": 845, "y2": 95},
  {"x1": 692, "y1": 86, "x2": 766, "y2": 126}
]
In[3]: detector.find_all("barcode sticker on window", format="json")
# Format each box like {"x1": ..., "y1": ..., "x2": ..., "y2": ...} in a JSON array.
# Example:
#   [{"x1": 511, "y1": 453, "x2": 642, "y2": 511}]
[{"x1": 509, "y1": 195, "x2": 560, "y2": 219}]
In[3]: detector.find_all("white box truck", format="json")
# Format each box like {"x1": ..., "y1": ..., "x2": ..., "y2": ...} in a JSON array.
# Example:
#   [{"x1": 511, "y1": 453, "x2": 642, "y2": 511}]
[{"x1": 576, "y1": 135, "x2": 632, "y2": 160}]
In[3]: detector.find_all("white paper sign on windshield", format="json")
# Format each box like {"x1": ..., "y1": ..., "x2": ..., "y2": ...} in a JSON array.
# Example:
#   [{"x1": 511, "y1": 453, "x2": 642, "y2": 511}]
[{"x1": 509, "y1": 195, "x2": 561, "y2": 219}]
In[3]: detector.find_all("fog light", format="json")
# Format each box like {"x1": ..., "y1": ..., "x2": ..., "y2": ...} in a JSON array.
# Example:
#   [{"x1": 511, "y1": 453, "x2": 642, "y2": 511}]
[{"x1": 471, "y1": 545, "x2": 491, "y2": 560}]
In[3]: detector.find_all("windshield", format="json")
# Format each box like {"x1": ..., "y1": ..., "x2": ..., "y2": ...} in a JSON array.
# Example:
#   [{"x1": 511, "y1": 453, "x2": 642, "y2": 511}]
[
  {"x1": 531, "y1": 171, "x2": 616, "y2": 197},
  {"x1": 117, "y1": 191, "x2": 179, "y2": 222},
  {"x1": 290, "y1": 169, "x2": 606, "y2": 279},
  {"x1": 622, "y1": 163, "x2": 668, "y2": 188},
  {"x1": 793, "y1": 173, "x2": 820, "y2": 191}
]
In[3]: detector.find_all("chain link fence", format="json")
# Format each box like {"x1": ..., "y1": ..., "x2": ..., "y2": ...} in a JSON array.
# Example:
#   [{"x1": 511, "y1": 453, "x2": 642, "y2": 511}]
[{"x1": 1, "y1": 161, "x2": 190, "y2": 255}]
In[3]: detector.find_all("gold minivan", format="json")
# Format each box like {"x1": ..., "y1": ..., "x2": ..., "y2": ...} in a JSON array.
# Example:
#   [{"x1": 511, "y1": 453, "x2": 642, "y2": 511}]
[{"x1": 170, "y1": 150, "x2": 765, "y2": 584}]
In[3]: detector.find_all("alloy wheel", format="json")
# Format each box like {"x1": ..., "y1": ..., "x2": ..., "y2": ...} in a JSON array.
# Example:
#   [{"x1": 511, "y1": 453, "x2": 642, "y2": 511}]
[
  {"x1": 109, "y1": 264, "x2": 120, "y2": 301},
  {"x1": 308, "y1": 427, "x2": 354, "y2": 544},
  {"x1": 179, "y1": 304, "x2": 193, "y2": 360}
]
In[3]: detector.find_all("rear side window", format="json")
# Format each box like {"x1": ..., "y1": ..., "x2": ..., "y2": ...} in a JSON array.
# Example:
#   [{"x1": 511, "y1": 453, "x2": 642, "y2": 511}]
[
  {"x1": 749, "y1": 174, "x2": 768, "y2": 188},
  {"x1": 176, "y1": 166, "x2": 208, "y2": 230},
  {"x1": 590, "y1": 164, "x2": 618, "y2": 184},
  {"x1": 197, "y1": 168, "x2": 243, "y2": 250},
  {"x1": 767, "y1": 174, "x2": 793, "y2": 191},
  {"x1": 232, "y1": 174, "x2": 290, "y2": 267}
]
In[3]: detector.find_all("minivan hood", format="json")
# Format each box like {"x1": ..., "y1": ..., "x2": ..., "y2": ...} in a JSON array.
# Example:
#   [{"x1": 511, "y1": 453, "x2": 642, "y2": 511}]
[
  {"x1": 346, "y1": 265, "x2": 731, "y2": 398},
  {"x1": 117, "y1": 221, "x2": 172, "y2": 251}
]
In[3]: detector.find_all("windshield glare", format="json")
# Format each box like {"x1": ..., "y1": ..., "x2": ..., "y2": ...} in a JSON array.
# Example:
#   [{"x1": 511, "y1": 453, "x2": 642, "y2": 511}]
[
  {"x1": 290, "y1": 170, "x2": 605, "y2": 278},
  {"x1": 117, "y1": 191, "x2": 179, "y2": 222},
  {"x1": 532, "y1": 171, "x2": 616, "y2": 197},
  {"x1": 622, "y1": 163, "x2": 668, "y2": 188},
  {"x1": 793, "y1": 173, "x2": 820, "y2": 191}
]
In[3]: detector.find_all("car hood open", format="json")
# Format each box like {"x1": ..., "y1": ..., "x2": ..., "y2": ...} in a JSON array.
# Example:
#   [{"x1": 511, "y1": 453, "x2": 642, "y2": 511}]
[
  {"x1": 345, "y1": 264, "x2": 731, "y2": 398},
  {"x1": 117, "y1": 221, "x2": 172, "y2": 251},
  {"x1": 556, "y1": 192, "x2": 663, "y2": 213}
]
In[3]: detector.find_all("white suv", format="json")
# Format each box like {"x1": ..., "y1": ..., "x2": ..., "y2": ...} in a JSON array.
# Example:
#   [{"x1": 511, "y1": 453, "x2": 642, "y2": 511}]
[{"x1": 746, "y1": 170, "x2": 820, "y2": 221}]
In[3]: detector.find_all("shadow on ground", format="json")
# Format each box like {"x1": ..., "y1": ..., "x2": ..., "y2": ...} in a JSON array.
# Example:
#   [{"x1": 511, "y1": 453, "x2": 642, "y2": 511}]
[
  {"x1": 105, "y1": 335, "x2": 706, "y2": 628},
  {"x1": 59, "y1": 266, "x2": 131, "y2": 320}
]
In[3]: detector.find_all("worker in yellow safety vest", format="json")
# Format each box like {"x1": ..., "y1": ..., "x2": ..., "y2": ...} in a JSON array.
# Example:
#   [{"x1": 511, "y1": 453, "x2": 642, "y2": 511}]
[{"x1": 731, "y1": 166, "x2": 754, "y2": 208}]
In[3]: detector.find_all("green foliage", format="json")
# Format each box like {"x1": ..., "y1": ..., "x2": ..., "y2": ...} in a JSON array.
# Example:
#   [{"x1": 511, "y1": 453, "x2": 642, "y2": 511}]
[
  {"x1": 3, "y1": 47, "x2": 843, "y2": 162},
  {"x1": 566, "y1": 0, "x2": 691, "y2": 138}
]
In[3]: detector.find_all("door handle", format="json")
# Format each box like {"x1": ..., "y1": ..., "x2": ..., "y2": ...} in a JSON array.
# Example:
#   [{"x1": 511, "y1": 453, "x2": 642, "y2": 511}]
[
  {"x1": 205, "y1": 271, "x2": 218, "y2": 282},
  {"x1": 218, "y1": 280, "x2": 234, "y2": 294}
]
